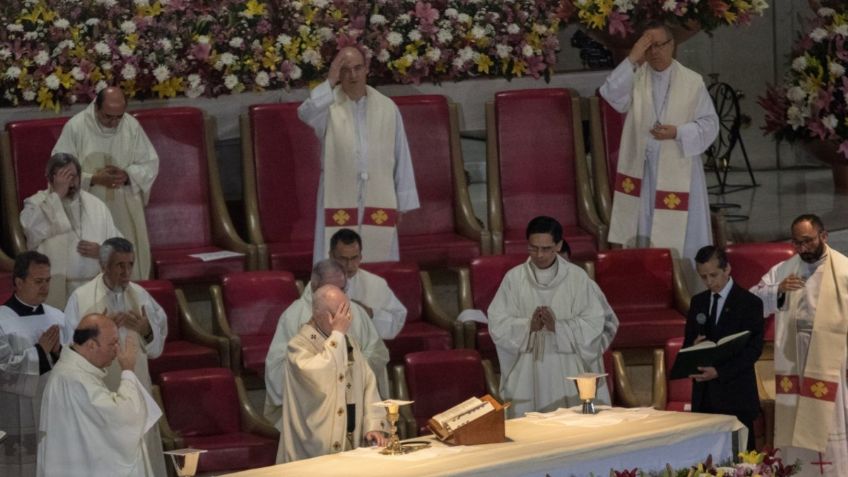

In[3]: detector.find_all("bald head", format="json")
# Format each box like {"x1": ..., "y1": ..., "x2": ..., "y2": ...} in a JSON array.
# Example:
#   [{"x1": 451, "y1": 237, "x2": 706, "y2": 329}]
[
  {"x1": 74, "y1": 313, "x2": 119, "y2": 368},
  {"x1": 95, "y1": 87, "x2": 127, "y2": 130},
  {"x1": 312, "y1": 284, "x2": 351, "y2": 335},
  {"x1": 336, "y1": 46, "x2": 368, "y2": 101}
]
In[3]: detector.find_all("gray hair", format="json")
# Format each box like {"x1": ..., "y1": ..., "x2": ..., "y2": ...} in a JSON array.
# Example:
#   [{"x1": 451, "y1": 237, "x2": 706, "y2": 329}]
[
  {"x1": 99, "y1": 237, "x2": 134, "y2": 266},
  {"x1": 45, "y1": 153, "x2": 81, "y2": 180},
  {"x1": 310, "y1": 259, "x2": 345, "y2": 291}
]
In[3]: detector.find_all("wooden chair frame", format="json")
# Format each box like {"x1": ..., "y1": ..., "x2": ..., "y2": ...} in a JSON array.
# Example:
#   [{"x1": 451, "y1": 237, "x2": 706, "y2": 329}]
[
  {"x1": 173, "y1": 287, "x2": 231, "y2": 369},
  {"x1": 420, "y1": 270, "x2": 464, "y2": 349},
  {"x1": 0, "y1": 247, "x2": 12, "y2": 272},
  {"x1": 485, "y1": 93, "x2": 607, "y2": 255}
]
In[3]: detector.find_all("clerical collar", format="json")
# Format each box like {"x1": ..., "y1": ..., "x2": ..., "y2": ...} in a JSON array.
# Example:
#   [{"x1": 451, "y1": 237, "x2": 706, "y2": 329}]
[
  {"x1": 5, "y1": 294, "x2": 45, "y2": 316},
  {"x1": 530, "y1": 259, "x2": 559, "y2": 286}
]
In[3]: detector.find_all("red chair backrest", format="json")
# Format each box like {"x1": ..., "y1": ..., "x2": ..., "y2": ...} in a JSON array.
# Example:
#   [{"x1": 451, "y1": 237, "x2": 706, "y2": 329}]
[
  {"x1": 137, "y1": 279, "x2": 180, "y2": 342},
  {"x1": 597, "y1": 94, "x2": 625, "y2": 192},
  {"x1": 404, "y1": 349, "x2": 486, "y2": 423},
  {"x1": 664, "y1": 337, "x2": 692, "y2": 409},
  {"x1": 725, "y1": 242, "x2": 796, "y2": 289},
  {"x1": 469, "y1": 255, "x2": 525, "y2": 311},
  {"x1": 133, "y1": 107, "x2": 212, "y2": 250},
  {"x1": 394, "y1": 95, "x2": 457, "y2": 237},
  {"x1": 595, "y1": 249, "x2": 675, "y2": 311},
  {"x1": 247, "y1": 103, "x2": 321, "y2": 245},
  {"x1": 5, "y1": 117, "x2": 70, "y2": 208},
  {"x1": 221, "y1": 271, "x2": 299, "y2": 337},
  {"x1": 360, "y1": 262, "x2": 422, "y2": 323},
  {"x1": 494, "y1": 89, "x2": 580, "y2": 233},
  {"x1": 158, "y1": 368, "x2": 241, "y2": 436}
]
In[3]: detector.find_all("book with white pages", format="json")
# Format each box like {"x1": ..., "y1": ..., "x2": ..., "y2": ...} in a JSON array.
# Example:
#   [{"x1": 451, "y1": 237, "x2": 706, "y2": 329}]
[{"x1": 427, "y1": 394, "x2": 507, "y2": 445}]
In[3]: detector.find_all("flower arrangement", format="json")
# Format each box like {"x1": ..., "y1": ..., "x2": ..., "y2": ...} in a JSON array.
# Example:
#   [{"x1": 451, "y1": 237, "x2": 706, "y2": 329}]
[
  {"x1": 0, "y1": 0, "x2": 562, "y2": 111},
  {"x1": 557, "y1": 0, "x2": 769, "y2": 39},
  {"x1": 608, "y1": 449, "x2": 800, "y2": 477},
  {"x1": 759, "y1": 5, "x2": 848, "y2": 158}
]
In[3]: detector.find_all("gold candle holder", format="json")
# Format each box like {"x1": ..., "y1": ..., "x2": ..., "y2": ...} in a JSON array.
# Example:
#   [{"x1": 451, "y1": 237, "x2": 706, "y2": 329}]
[
  {"x1": 164, "y1": 449, "x2": 207, "y2": 477},
  {"x1": 373, "y1": 399, "x2": 414, "y2": 455},
  {"x1": 567, "y1": 373, "x2": 607, "y2": 415}
]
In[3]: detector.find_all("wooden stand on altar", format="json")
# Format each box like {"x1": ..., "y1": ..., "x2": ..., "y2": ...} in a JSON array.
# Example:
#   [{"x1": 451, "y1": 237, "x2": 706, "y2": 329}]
[{"x1": 427, "y1": 395, "x2": 507, "y2": 445}]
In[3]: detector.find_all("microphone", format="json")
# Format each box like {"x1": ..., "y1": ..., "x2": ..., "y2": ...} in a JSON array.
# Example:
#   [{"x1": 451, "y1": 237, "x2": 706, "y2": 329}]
[{"x1": 696, "y1": 313, "x2": 707, "y2": 336}]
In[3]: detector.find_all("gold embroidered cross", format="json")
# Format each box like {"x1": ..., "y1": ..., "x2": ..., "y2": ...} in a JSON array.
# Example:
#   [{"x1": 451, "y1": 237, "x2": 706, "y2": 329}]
[
  {"x1": 811, "y1": 381, "x2": 828, "y2": 398},
  {"x1": 333, "y1": 210, "x2": 350, "y2": 225},
  {"x1": 780, "y1": 376, "x2": 793, "y2": 393},
  {"x1": 622, "y1": 177, "x2": 635, "y2": 194},
  {"x1": 663, "y1": 193, "x2": 681, "y2": 209},
  {"x1": 371, "y1": 209, "x2": 388, "y2": 225}
]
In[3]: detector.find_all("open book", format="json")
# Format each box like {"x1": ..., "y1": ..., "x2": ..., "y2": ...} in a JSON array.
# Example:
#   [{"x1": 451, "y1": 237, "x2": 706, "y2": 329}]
[
  {"x1": 669, "y1": 330, "x2": 751, "y2": 380},
  {"x1": 431, "y1": 397, "x2": 495, "y2": 434},
  {"x1": 427, "y1": 395, "x2": 507, "y2": 445}
]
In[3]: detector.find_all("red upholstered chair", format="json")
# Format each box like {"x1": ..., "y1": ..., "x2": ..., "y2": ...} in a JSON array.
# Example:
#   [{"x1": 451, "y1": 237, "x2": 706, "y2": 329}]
[
  {"x1": 457, "y1": 254, "x2": 526, "y2": 370},
  {"x1": 486, "y1": 89, "x2": 606, "y2": 262},
  {"x1": 394, "y1": 95, "x2": 486, "y2": 268},
  {"x1": 241, "y1": 103, "x2": 320, "y2": 277},
  {"x1": 140, "y1": 280, "x2": 229, "y2": 382},
  {"x1": 1, "y1": 117, "x2": 70, "y2": 255},
  {"x1": 155, "y1": 368, "x2": 278, "y2": 474},
  {"x1": 594, "y1": 248, "x2": 689, "y2": 349},
  {"x1": 652, "y1": 337, "x2": 692, "y2": 411},
  {"x1": 210, "y1": 271, "x2": 299, "y2": 380},
  {"x1": 391, "y1": 349, "x2": 499, "y2": 438},
  {"x1": 725, "y1": 242, "x2": 795, "y2": 342},
  {"x1": 360, "y1": 262, "x2": 460, "y2": 363},
  {"x1": 131, "y1": 107, "x2": 256, "y2": 282}
]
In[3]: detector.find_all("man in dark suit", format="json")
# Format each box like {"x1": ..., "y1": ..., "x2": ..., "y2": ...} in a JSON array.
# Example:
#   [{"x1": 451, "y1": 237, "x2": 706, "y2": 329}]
[{"x1": 684, "y1": 245, "x2": 764, "y2": 450}]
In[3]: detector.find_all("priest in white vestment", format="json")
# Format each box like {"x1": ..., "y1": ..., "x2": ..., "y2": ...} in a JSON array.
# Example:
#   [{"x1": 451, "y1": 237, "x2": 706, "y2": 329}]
[
  {"x1": 52, "y1": 86, "x2": 159, "y2": 281},
  {"x1": 264, "y1": 259, "x2": 389, "y2": 428},
  {"x1": 599, "y1": 22, "x2": 718, "y2": 293},
  {"x1": 20, "y1": 153, "x2": 122, "y2": 309},
  {"x1": 298, "y1": 46, "x2": 419, "y2": 263},
  {"x1": 63, "y1": 238, "x2": 167, "y2": 477},
  {"x1": 751, "y1": 214, "x2": 848, "y2": 476},
  {"x1": 0, "y1": 252, "x2": 65, "y2": 477},
  {"x1": 329, "y1": 228, "x2": 407, "y2": 339},
  {"x1": 488, "y1": 217, "x2": 609, "y2": 418},
  {"x1": 38, "y1": 314, "x2": 161, "y2": 477},
  {"x1": 277, "y1": 284, "x2": 387, "y2": 463}
]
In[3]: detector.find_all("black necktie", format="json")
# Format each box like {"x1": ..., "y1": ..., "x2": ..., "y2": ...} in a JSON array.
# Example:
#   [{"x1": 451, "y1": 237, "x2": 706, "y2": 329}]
[{"x1": 709, "y1": 293, "x2": 721, "y2": 328}]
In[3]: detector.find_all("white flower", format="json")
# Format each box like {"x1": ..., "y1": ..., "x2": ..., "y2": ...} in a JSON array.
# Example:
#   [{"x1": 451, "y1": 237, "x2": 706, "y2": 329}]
[
  {"x1": 224, "y1": 74, "x2": 239, "y2": 90},
  {"x1": 44, "y1": 74, "x2": 60, "y2": 90},
  {"x1": 219, "y1": 52, "x2": 236, "y2": 66},
  {"x1": 750, "y1": 0, "x2": 767, "y2": 13},
  {"x1": 4, "y1": 66, "x2": 21, "y2": 80},
  {"x1": 426, "y1": 48, "x2": 441, "y2": 62},
  {"x1": 94, "y1": 42, "x2": 111, "y2": 56},
  {"x1": 662, "y1": 0, "x2": 677, "y2": 12},
  {"x1": 835, "y1": 25, "x2": 848, "y2": 37},
  {"x1": 318, "y1": 27, "x2": 333, "y2": 41},
  {"x1": 810, "y1": 27, "x2": 828, "y2": 42},
  {"x1": 397, "y1": 14, "x2": 410, "y2": 25},
  {"x1": 437, "y1": 29, "x2": 453, "y2": 44},
  {"x1": 829, "y1": 62, "x2": 845, "y2": 78},
  {"x1": 313, "y1": 0, "x2": 328, "y2": 8},
  {"x1": 276, "y1": 34, "x2": 292, "y2": 46},
  {"x1": 614, "y1": 0, "x2": 635, "y2": 10},
  {"x1": 818, "y1": 7, "x2": 836, "y2": 17},
  {"x1": 101, "y1": 62, "x2": 112, "y2": 71},
  {"x1": 85, "y1": 18, "x2": 101, "y2": 26},
  {"x1": 823, "y1": 114, "x2": 838, "y2": 131},
  {"x1": 0, "y1": 48, "x2": 11, "y2": 60},
  {"x1": 120, "y1": 20, "x2": 136, "y2": 34},
  {"x1": 444, "y1": 8, "x2": 458, "y2": 18},
  {"x1": 370, "y1": 14, "x2": 387, "y2": 25},
  {"x1": 53, "y1": 18, "x2": 70, "y2": 29},
  {"x1": 133, "y1": 0, "x2": 149, "y2": 7},
  {"x1": 471, "y1": 26, "x2": 486, "y2": 40},
  {"x1": 255, "y1": 71, "x2": 270, "y2": 87},
  {"x1": 533, "y1": 24, "x2": 547, "y2": 34},
  {"x1": 452, "y1": 57, "x2": 466, "y2": 69},
  {"x1": 71, "y1": 66, "x2": 86, "y2": 81},
  {"x1": 24, "y1": 32, "x2": 38, "y2": 41},
  {"x1": 34, "y1": 50, "x2": 50, "y2": 66},
  {"x1": 6, "y1": 24, "x2": 24, "y2": 33},
  {"x1": 387, "y1": 31, "x2": 403, "y2": 47},
  {"x1": 23, "y1": 90, "x2": 36, "y2": 101},
  {"x1": 457, "y1": 13, "x2": 471, "y2": 24},
  {"x1": 791, "y1": 56, "x2": 808, "y2": 72},
  {"x1": 298, "y1": 25, "x2": 311, "y2": 36},
  {"x1": 458, "y1": 47, "x2": 474, "y2": 62},
  {"x1": 786, "y1": 86, "x2": 806, "y2": 103},
  {"x1": 186, "y1": 85, "x2": 204, "y2": 98},
  {"x1": 119, "y1": 43, "x2": 133, "y2": 57},
  {"x1": 292, "y1": 1, "x2": 302, "y2": 9},
  {"x1": 187, "y1": 74, "x2": 202, "y2": 88},
  {"x1": 408, "y1": 29, "x2": 422, "y2": 42},
  {"x1": 290, "y1": 65, "x2": 302, "y2": 80},
  {"x1": 496, "y1": 44, "x2": 511, "y2": 59},
  {"x1": 302, "y1": 48, "x2": 322, "y2": 67},
  {"x1": 376, "y1": 49, "x2": 390, "y2": 63},
  {"x1": 522, "y1": 44, "x2": 535, "y2": 57},
  {"x1": 153, "y1": 65, "x2": 170, "y2": 82},
  {"x1": 159, "y1": 39, "x2": 173, "y2": 52},
  {"x1": 121, "y1": 64, "x2": 137, "y2": 80},
  {"x1": 786, "y1": 106, "x2": 805, "y2": 129},
  {"x1": 196, "y1": 35, "x2": 210, "y2": 45},
  {"x1": 507, "y1": 23, "x2": 520, "y2": 35},
  {"x1": 95, "y1": 80, "x2": 108, "y2": 93},
  {"x1": 229, "y1": 37, "x2": 244, "y2": 48}
]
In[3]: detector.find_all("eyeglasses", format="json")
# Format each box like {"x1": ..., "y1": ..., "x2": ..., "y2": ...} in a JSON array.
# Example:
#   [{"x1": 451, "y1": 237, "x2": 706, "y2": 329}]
[
  {"x1": 527, "y1": 245, "x2": 556, "y2": 254},
  {"x1": 791, "y1": 235, "x2": 820, "y2": 248},
  {"x1": 648, "y1": 38, "x2": 673, "y2": 51}
]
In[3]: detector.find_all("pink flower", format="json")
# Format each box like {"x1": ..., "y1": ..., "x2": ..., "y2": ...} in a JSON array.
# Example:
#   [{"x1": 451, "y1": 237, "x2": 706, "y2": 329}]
[
  {"x1": 415, "y1": 2, "x2": 439, "y2": 25},
  {"x1": 838, "y1": 141, "x2": 848, "y2": 159}
]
